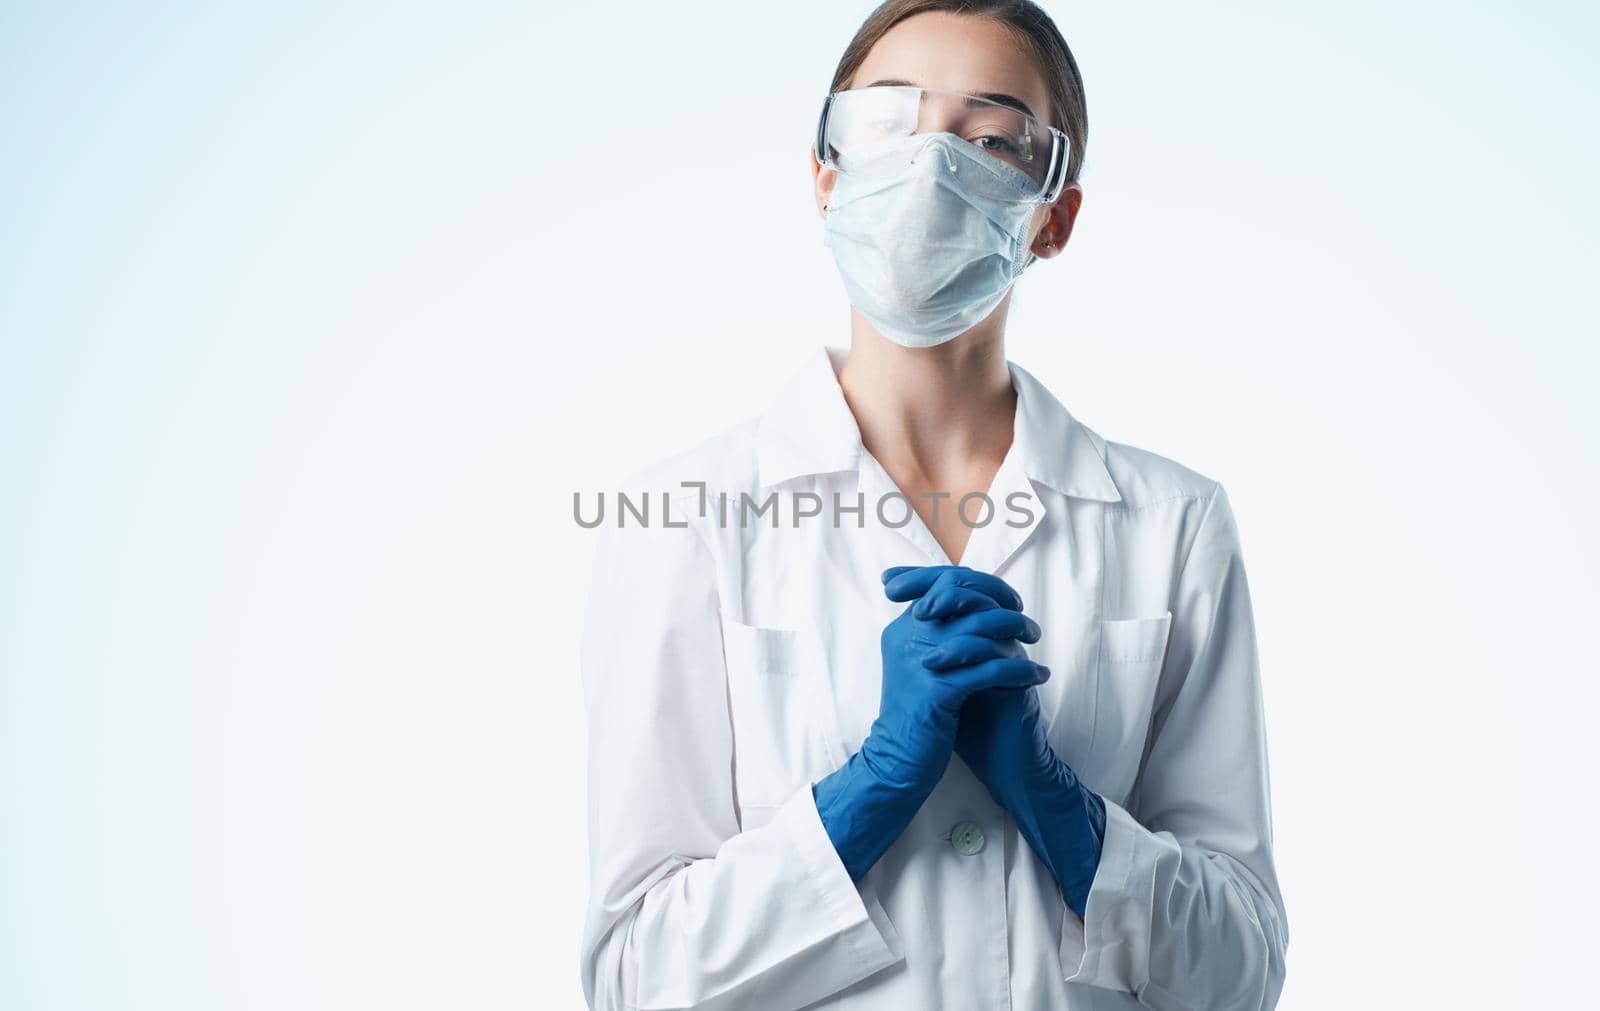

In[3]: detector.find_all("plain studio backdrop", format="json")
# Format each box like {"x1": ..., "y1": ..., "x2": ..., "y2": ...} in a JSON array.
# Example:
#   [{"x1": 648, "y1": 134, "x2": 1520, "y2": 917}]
[{"x1": 2, "y1": 2, "x2": 1595, "y2": 1008}]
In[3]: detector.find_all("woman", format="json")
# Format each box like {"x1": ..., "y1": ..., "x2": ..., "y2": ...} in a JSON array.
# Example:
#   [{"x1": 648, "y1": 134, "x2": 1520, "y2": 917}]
[{"x1": 577, "y1": 2, "x2": 1289, "y2": 1008}]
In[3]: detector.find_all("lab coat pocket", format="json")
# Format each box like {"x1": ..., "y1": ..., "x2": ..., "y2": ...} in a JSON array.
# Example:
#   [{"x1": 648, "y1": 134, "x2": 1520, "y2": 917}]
[
  {"x1": 1086, "y1": 611, "x2": 1173, "y2": 798},
  {"x1": 719, "y1": 613, "x2": 841, "y2": 821}
]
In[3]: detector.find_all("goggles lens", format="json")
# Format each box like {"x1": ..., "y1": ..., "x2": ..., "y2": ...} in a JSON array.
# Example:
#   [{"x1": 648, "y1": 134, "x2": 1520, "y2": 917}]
[{"x1": 817, "y1": 85, "x2": 1069, "y2": 203}]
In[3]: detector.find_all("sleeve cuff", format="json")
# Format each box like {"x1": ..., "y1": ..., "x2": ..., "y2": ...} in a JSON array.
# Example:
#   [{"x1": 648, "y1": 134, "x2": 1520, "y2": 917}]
[
  {"x1": 1059, "y1": 795, "x2": 1176, "y2": 992},
  {"x1": 775, "y1": 777, "x2": 906, "y2": 971}
]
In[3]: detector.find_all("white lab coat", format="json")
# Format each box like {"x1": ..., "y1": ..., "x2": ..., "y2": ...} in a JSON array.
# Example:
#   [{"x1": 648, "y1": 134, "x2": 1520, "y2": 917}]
[{"x1": 578, "y1": 346, "x2": 1288, "y2": 1009}]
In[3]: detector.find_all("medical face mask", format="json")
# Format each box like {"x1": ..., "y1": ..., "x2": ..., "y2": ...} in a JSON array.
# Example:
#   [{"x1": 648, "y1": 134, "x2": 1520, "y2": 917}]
[{"x1": 821, "y1": 131, "x2": 1042, "y2": 349}]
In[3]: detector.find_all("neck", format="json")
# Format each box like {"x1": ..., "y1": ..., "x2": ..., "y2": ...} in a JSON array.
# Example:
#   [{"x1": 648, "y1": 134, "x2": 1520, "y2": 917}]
[{"x1": 836, "y1": 316, "x2": 1018, "y2": 483}]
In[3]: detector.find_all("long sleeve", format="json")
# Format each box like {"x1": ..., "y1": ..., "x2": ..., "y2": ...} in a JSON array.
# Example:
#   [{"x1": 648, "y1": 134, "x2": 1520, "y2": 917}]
[
  {"x1": 577, "y1": 502, "x2": 904, "y2": 1010},
  {"x1": 1060, "y1": 482, "x2": 1291, "y2": 1008}
]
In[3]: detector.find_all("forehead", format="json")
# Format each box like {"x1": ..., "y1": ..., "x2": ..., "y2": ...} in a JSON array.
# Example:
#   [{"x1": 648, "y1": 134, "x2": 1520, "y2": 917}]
[{"x1": 847, "y1": 11, "x2": 1051, "y2": 122}]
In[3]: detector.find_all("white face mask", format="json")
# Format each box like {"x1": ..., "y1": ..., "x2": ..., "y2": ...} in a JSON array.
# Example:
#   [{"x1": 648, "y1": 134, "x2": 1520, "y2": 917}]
[{"x1": 821, "y1": 132, "x2": 1041, "y2": 349}]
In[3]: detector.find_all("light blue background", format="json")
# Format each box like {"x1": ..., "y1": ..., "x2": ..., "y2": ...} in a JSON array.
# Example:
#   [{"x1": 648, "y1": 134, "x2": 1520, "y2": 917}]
[{"x1": 3, "y1": 2, "x2": 1596, "y2": 1007}]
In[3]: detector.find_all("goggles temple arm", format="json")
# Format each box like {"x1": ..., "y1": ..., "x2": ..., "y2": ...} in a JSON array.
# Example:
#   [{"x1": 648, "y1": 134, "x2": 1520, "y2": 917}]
[{"x1": 814, "y1": 94, "x2": 834, "y2": 166}]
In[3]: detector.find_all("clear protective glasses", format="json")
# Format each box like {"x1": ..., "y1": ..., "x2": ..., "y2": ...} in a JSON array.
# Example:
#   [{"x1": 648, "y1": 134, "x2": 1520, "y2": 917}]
[{"x1": 814, "y1": 84, "x2": 1071, "y2": 205}]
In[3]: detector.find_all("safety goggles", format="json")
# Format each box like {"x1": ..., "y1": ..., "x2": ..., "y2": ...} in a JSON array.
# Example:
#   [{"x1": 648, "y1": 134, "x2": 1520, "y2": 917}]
[{"x1": 814, "y1": 84, "x2": 1071, "y2": 205}]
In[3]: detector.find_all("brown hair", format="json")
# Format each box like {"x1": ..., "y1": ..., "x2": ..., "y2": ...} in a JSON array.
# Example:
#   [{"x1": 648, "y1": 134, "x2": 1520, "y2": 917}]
[{"x1": 827, "y1": 0, "x2": 1088, "y2": 183}]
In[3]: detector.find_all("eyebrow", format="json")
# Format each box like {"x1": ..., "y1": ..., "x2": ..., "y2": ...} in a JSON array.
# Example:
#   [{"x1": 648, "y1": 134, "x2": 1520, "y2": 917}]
[{"x1": 862, "y1": 77, "x2": 1039, "y2": 121}]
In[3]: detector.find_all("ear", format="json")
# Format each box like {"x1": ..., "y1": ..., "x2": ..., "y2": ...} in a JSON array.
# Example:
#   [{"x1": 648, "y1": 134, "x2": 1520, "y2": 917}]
[
  {"x1": 811, "y1": 144, "x2": 835, "y2": 218},
  {"x1": 1029, "y1": 180, "x2": 1084, "y2": 260}
]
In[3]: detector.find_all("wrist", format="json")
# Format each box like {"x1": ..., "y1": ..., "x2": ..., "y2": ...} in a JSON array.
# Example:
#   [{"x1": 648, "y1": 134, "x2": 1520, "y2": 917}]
[
  {"x1": 862, "y1": 715, "x2": 952, "y2": 793},
  {"x1": 962, "y1": 734, "x2": 1055, "y2": 810},
  {"x1": 1019, "y1": 742, "x2": 1077, "y2": 797},
  {"x1": 1022, "y1": 762, "x2": 1107, "y2": 914},
  {"x1": 813, "y1": 745, "x2": 938, "y2": 880}
]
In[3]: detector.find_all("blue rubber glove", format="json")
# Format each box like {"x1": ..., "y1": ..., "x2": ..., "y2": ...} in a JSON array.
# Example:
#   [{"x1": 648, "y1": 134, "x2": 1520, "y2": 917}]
[
  {"x1": 959, "y1": 680, "x2": 1107, "y2": 917},
  {"x1": 812, "y1": 567, "x2": 1051, "y2": 881},
  {"x1": 885, "y1": 565, "x2": 1109, "y2": 918}
]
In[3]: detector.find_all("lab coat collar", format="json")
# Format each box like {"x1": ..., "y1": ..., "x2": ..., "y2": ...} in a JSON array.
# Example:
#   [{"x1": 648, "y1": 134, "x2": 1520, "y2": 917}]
[{"x1": 756, "y1": 345, "x2": 1123, "y2": 504}]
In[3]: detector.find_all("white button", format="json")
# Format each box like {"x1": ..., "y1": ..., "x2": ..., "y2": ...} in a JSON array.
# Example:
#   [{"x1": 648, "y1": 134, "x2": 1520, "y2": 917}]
[{"x1": 950, "y1": 820, "x2": 985, "y2": 855}]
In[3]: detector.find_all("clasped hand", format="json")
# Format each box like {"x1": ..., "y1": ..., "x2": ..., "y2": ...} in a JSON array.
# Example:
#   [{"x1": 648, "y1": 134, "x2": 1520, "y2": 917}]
[
  {"x1": 865, "y1": 564, "x2": 1049, "y2": 793},
  {"x1": 815, "y1": 562, "x2": 1106, "y2": 911},
  {"x1": 877, "y1": 564, "x2": 1108, "y2": 917}
]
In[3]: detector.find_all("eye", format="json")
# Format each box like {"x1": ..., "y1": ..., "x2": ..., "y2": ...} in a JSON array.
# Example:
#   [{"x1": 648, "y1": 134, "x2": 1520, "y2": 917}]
[{"x1": 974, "y1": 133, "x2": 1024, "y2": 158}]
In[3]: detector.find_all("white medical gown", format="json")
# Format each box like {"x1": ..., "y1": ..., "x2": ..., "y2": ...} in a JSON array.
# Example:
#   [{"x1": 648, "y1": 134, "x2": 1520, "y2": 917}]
[{"x1": 577, "y1": 345, "x2": 1289, "y2": 1009}]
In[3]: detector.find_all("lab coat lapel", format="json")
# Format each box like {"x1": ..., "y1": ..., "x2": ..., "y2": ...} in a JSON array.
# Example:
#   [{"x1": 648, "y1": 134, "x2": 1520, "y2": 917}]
[
  {"x1": 856, "y1": 448, "x2": 953, "y2": 566},
  {"x1": 959, "y1": 360, "x2": 1121, "y2": 575},
  {"x1": 951, "y1": 434, "x2": 1043, "y2": 575}
]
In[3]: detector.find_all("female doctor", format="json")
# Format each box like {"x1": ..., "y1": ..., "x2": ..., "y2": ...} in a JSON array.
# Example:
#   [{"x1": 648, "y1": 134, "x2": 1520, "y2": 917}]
[{"x1": 577, "y1": 2, "x2": 1289, "y2": 1008}]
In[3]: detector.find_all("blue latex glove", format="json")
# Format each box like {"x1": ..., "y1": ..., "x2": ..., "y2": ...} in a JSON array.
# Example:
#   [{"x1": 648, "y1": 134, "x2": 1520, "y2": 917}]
[
  {"x1": 812, "y1": 566, "x2": 1050, "y2": 881},
  {"x1": 885, "y1": 565, "x2": 1109, "y2": 918}
]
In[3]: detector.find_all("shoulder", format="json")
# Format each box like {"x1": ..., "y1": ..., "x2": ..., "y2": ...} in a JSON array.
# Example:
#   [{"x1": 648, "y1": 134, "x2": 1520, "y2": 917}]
[
  {"x1": 1081, "y1": 421, "x2": 1242, "y2": 559},
  {"x1": 1097, "y1": 434, "x2": 1222, "y2": 512},
  {"x1": 586, "y1": 415, "x2": 766, "y2": 564},
  {"x1": 1089, "y1": 428, "x2": 1246, "y2": 572},
  {"x1": 614, "y1": 414, "x2": 766, "y2": 504}
]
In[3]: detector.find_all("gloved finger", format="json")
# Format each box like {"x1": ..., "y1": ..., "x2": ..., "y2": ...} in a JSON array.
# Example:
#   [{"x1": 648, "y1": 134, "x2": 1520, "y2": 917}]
[
  {"x1": 923, "y1": 633, "x2": 1026, "y2": 671},
  {"x1": 914, "y1": 566, "x2": 1023, "y2": 612},
  {"x1": 913, "y1": 585, "x2": 1002, "y2": 621},
  {"x1": 946, "y1": 657, "x2": 1051, "y2": 694},
  {"x1": 939, "y1": 607, "x2": 1042, "y2": 644},
  {"x1": 881, "y1": 564, "x2": 931, "y2": 586},
  {"x1": 882, "y1": 564, "x2": 962, "y2": 601}
]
